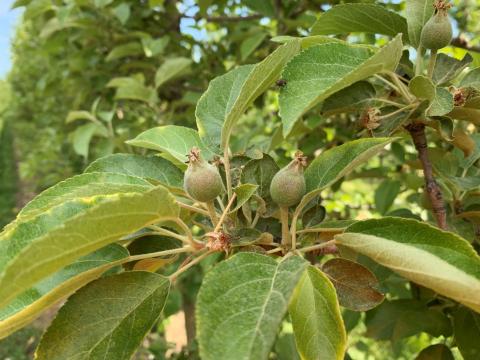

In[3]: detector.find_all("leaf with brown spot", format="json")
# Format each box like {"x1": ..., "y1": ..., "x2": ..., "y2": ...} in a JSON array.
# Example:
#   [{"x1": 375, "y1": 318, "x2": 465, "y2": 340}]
[{"x1": 322, "y1": 258, "x2": 384, "y2": 311}]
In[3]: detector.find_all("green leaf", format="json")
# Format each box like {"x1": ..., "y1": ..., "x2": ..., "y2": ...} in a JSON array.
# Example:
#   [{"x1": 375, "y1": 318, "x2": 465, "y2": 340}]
[
  {"x1": 406, "y1": 0, "x2": 434, "y2": 48},
  {"x1": 305, "y1": 138, "x2": 395, "y2": 194},
  {"x1": 375, "y1": 179, "x2": 401, "y2": 215},
  {"x1": 112, "y1": 3, "x2": 131, "y2": 25},
  {"x1": 127, "y1": 125, "x2": 217, "y2": 162},
  {"x1": 17, "y1": 172, "x2": 152, "y2": 219},
  {"x1": 433, "y1": 53, "x2": 472, "y2": 85},
  {"x1": 65, "y1": 110, "x2": 97, "y2": 124},
  {"x1": 85, "y1": 154, "x2": 184, "y2": 190},
  {"x1": 240, "y1": 33, "x2": 267, "y2": 61},
  {"x1": 311, "y1": 4, "x2": 408, "y2": 39},
  {"x1": 322, "y1": 258, "x2": 384, "y2": 311},
  {"x1": 427, "y1": 87, "x2": 454, "y2": 116},
  {"x1": 242, "y1": 0, "x2": 274, "y2": 17},
  {"x1": 197, "y1": 253, "x2": 307, "y2": 360},
  {"x1": 365, "y1": 299, "x2": 452, "y2": 341},
  {"x1": 196, "y1": 40, "x2": 300, "y2": 151},
  {"x1": 142, "y1": 36, "x2": 169, "y2": 57},
  {"x1": 155, "y1": 57, "x2": 192, "y2": 88},
  {"x1": 336, "y1": 217, "x2": 480, "y2": 312},
  {"x1": 0, "y1": 186, "x2": 178, "y2": 310},
  {"x1": 448, "y1": 96, "x2": 480, "y2": 124},
  {"x1": 322, "y1": 81, "x2": 376, "y2": 115},
  {"x1": 289, "y1": 265, "x2": 347, "y2": 360},
  {"x1": 71, "y1": 122, "x2": 108, "y2": 159},
  {"x1": 240, "y1": 155, "x2": 279, "y2": 199},
  {"x1": 36, "y1": 271, "x2": 170, "y2": 360},
  {"x1": 115, "y1": 83, "x2": 158, "y2": 104},
  {"x1": 231, "y1": 184, "x2": 259, "y2": 213},
  {"x1": 106, "y1": 42, "x2": 143, "y2": 62},
  {"x1": 0, "y1": 244, "x2": 128, "y2": 339},
  {"x1": 416, "y1": 344, "x2": 454, "y2": 360},
  {"x1": 460, "y1": 67, "x2": 480, "y2": 90},
  {"x1": 279, "y1": 35, "x2": 403, "y2": 136},
  {"x1": 409, "y1": 75, "x2": 435, "y2": 101},
  {"x1": 453, "y1": 307, "x2": 480, "y2": 360}
]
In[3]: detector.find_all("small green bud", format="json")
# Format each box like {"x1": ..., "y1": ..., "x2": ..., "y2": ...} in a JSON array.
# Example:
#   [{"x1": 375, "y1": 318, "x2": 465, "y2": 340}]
[
  {"x1": 420, "y1": 1, "x2": 452, "y2": 50},
  {"x1": 184, "y1": 147, "x2": 224, "y2": 203},
  {"x1": 270, "y1": 151, "x2": 307, "y2": 207}
]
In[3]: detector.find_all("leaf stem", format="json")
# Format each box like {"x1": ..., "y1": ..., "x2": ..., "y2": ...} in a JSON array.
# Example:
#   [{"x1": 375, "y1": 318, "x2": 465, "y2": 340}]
[
  {"x1": 280, "y1": 206, "x2": 291, "y2": 249},
  {"x1": 172, "y1": 218, "x2": 203, "y2": 248},
  {"x1": 299, "y1": 240, "x2": 337, "y2": 253},
  {"x1": 427, "y1": 49, "x2": 437, "y2": 79},
  {"x1": 169, "y1": 250, "x2": 214, "y2": 281},
  {"x1": 371, "y1": 98, "x2": 406, "y2": 108},
  {"x1": 266, "y1": 247, "x2": 283, "y2": 254},
  {"x1": 177, "y1": 201, "x2": 210, "y2": 216},
  {"x1": 214, "y1": 193, "x2": 237, "y2": 232},
  {"x1": 148, "y1": 225, "x2": 189, "y2": 243},
  {"x1": 128, "y1": 246, "x2": 194, "y2": 262},
  {"x1": 387, "y1": 72, "x2": 414, "y2": 102},
  {"x1": 377, "y1": 103, "x2": 418, "y2": 120}
]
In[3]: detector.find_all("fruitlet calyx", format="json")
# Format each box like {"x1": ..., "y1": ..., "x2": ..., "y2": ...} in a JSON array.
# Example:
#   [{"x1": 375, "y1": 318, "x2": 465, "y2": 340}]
[
  {"x1": 184, "y1": 147, "x2": 224, "y2": 202},
  {"x1": 270, "y1": 151, "x2": 307, "y2": 207}
]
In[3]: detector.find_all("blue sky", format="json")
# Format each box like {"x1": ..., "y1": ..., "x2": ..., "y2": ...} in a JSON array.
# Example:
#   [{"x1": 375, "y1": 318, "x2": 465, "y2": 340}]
[{"x1": 0, "y1": 0, "x2": 22, "y2": 78}]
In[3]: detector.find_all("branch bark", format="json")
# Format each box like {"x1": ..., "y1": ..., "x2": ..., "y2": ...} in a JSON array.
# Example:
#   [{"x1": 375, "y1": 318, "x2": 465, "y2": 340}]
[
  {"x1": 183, "y1": 14, "x2": 263, "y2": 23},
  {"x1": 451, "y1": 37, "x2": 480, "y2": 53},
  {"x1": 406, "y1": 123, "x2": 448, "y2": 229}
]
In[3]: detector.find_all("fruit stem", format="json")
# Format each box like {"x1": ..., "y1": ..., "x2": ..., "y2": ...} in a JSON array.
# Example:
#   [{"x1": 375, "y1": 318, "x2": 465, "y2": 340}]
[
  {"x1": 214, "y1": 193, "x2": 237, "y2": 232},
  {"x1": 427, "y1": 49, "x2": 437, "y2": 78},
  {"x1": 148, "y1": 225, "x2": 190, "y2": 243},
  {"x1": 387, "y1": 72, "x2": 414, "y2": 102},
  {"x1": 377, "y1": 103, "x2": 418, "y2": 120},
  {"x1": 172, "y1": 218, "x2": 203, "y2": 248},
  {"x1": 206, "y1": 201, "x2": 219, "y2": 226},
  {"x1": 280, "y1": 206, "x2": 291, "y2": 249},
  {"x1": 223, "y1": 143, "x2": 233, "y2": 200},
  {"x1": 415, "y1": 45, "x2": 424, "y2": 76}
]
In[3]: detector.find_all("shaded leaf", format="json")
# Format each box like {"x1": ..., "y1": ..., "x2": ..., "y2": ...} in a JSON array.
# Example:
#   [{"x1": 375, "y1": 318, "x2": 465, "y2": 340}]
[
  {"x1": 232, "y1": 184, "x2": 258, "y2": 212},
  {"x1": 279, "y1": 35, "x2": 403, "y2": 136},
  {"x1": 85, "y1": 154, "x2": 183, "y2": 190},
  {"x1": 106, "y1": 42, "x2": 143, "y2": 62},
  {"x1": 36, "y1": 271, "x2": 170, "y2": 360},
  {"x1": 375, "y1": 179, "x2": 401, "y2": 215},
  {"x1": 322, "y1": 258, "x2": 384, "y2": 311},
  {"x1": 65, "y1": 110, "x2": 97, "y2": 124},
  {"x1": 311, "y1": 4, "x2": 408, "y2": 39},
  {"x1": 366, "y1": 299, "x2": 452, "y2": 341},
  {"x1": 460, "y1": 67, "x2": 480, "y2": 90},
  {"x1": 289, "y1": 265, "x2": 347, "y2": 360},
  {"x1": 72, "y1": 122, "x2": 108, "y2": 159},
  {"x1": 453, "y1": 307, "x2": 480, "y2": 360},
  {"x1": 240, "y1": 33, "x2": 267, "y2": 61},
  {"x1": 416, "y1": 344, "x2": 454, "y2": 360},
  {"x1": 127, "y1": 125, "x2": 217, "y2": 162},
  {"x1": 336, "y1": 217, "x2": 480, "y2": 312},
  {"x1": 197, "y1": 253, "x2": 307, "y2": 360},
  {"x1": 241, "y1": 155, "x2": 279, "y2": 199},
  {"x1": 433, "y1": 53, "x2": 472, "y2": 85},
  {"x1": 322, "y1": 81, "x2": 376, "y2": 115}
]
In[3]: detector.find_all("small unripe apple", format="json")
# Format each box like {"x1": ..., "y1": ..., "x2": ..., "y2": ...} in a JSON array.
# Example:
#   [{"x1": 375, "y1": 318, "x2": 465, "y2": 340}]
[
  {"x1": 270, "y1": 152, "x2": 307, "y2": 207},
  {"x1": 420, "y1": 2, "x2": 452, "y2": 50},
  {"x1": 184, "y1": 147, "x2": 224, "y2": 202}
]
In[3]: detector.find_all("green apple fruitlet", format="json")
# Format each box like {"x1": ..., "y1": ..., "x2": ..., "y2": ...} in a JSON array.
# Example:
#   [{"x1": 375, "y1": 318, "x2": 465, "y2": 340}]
[{"x1": 184, "y1": 147, "x2": 224, "y2": 202}]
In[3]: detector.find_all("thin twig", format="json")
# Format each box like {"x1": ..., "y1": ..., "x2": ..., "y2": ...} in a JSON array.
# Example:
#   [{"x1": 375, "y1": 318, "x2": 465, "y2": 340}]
[
  {"x1": 223, "y1": 143, "x2": 233, "y2": 200},
  {"x1": 371, "y1": 98, "x2": 406, "y2": 108},
  {"x1": 378, "y1": 103, "x2": 418, "y2": 120},
  {"x1": 172, "y1": 218, "x2": 202, "y2": 248},
  {"x1": 128, "y1": 246, "x2": 194, "y2": 262},
  {"x1": 214, "y1": 193, "x2": 237, "y2": 232},
  {"x1": 148, "y1": 225, "x2": 189, "y2": 243},
  {"x1": 451, "y1": 36, "x2": 480, "y2": 53},
  {"x1": 184, "y1": 13, "x2": 263, "y2": 23},
  {"x1": 169, "y1": 250, "x2": 214, "y2": 280},
  {"x1": 266, "y1": 247, "x2": 283, "y2": 254},
  {"x1": 406, "y1": 123, "x2": 447, "y2": 229}
]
